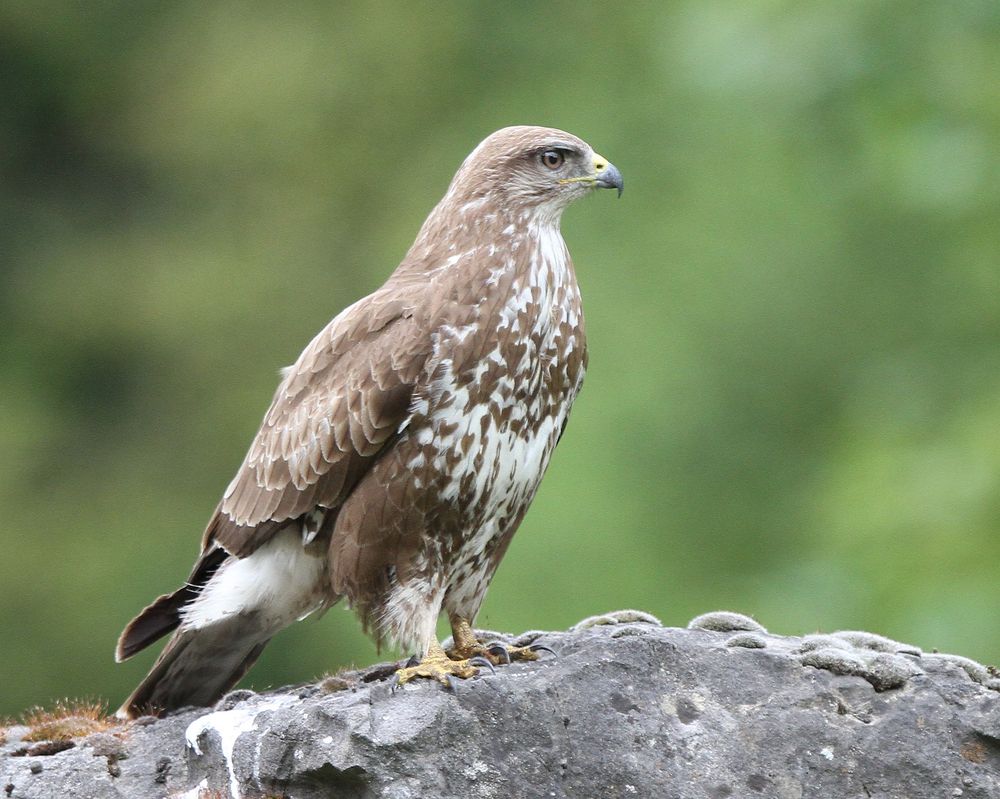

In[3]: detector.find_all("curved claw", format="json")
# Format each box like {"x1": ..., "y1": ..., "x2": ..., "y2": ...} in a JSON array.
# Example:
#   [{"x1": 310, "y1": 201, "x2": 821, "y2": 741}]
[
  {"x1": 404, "y1": 655, "x2": 420, "y2": 668},
  {"x1": 467, "y1": 655, "x2": 497, "y2": 675},
  {"x1": 485, "y1": 642, "x2": 512, "y2": 664},
  {"x1": 529, "y1": 644, "x2": 557, "y2": 658}
]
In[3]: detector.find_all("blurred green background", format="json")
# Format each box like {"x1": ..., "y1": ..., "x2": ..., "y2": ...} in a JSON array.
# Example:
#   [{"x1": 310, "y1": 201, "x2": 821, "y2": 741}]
[{"x1": 2, "y1": 1, "x2": 999, "y2": 717}]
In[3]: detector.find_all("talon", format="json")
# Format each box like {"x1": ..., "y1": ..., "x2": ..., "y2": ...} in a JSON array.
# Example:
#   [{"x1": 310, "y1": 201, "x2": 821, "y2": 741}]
[
  {"x1": 485, "y1": 643, "x2": 512, "y2": 664},
  {"x1": 445, "y1": 617, "x2": 551, "y2": 669},
  {"x1": 468, "y1": 656, "x2": 496, "y2": 674},
  {"x1": 404, "y1": 655, "x2": 420, "y2": 668}
]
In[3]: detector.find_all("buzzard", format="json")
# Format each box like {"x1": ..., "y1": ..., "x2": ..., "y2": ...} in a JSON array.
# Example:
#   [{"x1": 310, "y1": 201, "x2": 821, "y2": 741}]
[{"x1": 116, "y1": 125, "x2": 623, "y2": 718}]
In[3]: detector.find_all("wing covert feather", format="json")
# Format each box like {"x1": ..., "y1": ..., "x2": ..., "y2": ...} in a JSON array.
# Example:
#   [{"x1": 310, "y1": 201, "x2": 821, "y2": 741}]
[{"x1": 210, "y1": 291, "x2": 431, "y2": 557}]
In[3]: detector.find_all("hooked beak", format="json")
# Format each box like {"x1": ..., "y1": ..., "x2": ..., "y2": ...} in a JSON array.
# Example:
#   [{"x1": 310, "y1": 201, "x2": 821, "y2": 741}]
[{"x1": 592, "y1": 153, "x2": 623, "y2": 197}]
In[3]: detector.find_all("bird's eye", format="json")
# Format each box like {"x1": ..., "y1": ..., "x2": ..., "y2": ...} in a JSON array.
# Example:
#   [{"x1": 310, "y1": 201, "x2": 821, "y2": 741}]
[{"x1": 540, "y1": 149, "x2": 565, "y2": 170}]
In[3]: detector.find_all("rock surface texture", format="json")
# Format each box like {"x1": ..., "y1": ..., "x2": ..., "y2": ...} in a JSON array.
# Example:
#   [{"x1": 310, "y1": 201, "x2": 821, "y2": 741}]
[{"x1": 3, "y1": 610, "x2": 1000, "y2": 798}]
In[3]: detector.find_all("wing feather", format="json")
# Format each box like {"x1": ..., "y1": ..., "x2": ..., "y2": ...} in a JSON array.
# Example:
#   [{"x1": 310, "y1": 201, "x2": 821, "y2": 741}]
[{"x1": 207, "y1": 289, "x2": 431, "y2": 557}]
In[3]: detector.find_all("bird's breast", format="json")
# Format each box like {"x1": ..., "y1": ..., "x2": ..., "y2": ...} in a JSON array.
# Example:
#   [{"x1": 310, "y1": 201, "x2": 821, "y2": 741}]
[{"x1": 406, "y1": 229, "x2": 585, "y2": 534}]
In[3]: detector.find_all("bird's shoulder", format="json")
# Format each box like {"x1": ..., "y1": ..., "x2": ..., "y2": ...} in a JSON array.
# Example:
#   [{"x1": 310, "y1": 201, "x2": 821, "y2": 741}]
[{"x1": 209, "y1": 284, "x2": 435, "y2": 554}]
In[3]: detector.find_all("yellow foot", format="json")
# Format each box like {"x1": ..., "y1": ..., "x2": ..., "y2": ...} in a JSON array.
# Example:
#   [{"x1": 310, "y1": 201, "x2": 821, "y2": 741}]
[
  {"x1": 445, "y1": 618, "x2": 557, "y2": 668},
  {"x1": 393, "y1": 648, "x2": 483, "y2": 688},
  {"x1": 449, "y1": 640, "x2": 555, "y2": 666}
]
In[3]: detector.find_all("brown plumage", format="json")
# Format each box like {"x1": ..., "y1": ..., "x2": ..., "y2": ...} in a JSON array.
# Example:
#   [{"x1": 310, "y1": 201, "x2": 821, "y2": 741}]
[{"x1": 116, "y1": 125, "x2": 623, "y2": 717}]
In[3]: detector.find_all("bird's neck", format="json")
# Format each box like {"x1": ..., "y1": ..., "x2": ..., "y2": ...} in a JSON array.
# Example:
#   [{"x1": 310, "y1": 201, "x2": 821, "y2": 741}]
[{"x1": 395, "y1": 197, "x2": 568, "y2": 285}]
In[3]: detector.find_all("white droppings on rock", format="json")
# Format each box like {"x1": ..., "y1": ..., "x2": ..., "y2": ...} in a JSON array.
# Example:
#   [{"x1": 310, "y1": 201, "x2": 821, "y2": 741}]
[{"x1": 185, "y1": 694, "x2": 296, "y2": 799}]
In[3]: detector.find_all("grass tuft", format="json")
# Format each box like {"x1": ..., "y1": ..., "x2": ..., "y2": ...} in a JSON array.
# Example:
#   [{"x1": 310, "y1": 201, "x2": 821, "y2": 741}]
[{"x1": 20, "y1": 698, "x2": 117, "y2": 742}]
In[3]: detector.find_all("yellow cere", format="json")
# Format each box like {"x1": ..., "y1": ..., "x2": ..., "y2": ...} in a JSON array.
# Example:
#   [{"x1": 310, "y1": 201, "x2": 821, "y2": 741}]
[{"x1": 558, "y1": 153, "x2": 609, "y2": 186}]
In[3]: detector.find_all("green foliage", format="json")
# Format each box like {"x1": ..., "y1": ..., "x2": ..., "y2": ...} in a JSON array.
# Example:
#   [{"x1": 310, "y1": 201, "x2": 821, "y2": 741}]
[{"x1": 2, "y1": 2, "x2": 999, "y2": 715}]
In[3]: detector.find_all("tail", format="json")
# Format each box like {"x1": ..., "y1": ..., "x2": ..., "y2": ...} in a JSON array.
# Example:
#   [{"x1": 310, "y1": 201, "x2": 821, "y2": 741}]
[
  {"x1": 116, "y1": 531, "x2": 330, "y2": 719},
  {"x1": 117, "y1": 616, "x2": 273, "y2": 719},
  {"x1": 116, "y1": 547, "x2": 227, "y2": 662}
]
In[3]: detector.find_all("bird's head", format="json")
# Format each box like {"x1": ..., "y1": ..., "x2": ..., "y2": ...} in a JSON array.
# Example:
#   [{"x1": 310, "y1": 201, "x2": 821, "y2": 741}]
[{"x1": 446, "y1": 125, "x2": 623, "y2": 221}]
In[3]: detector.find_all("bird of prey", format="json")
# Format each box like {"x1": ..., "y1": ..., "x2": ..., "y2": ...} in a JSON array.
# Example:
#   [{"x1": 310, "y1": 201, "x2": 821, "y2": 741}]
[{"x1": 116, "y1": 125, "x2": 623, "y2": 718}]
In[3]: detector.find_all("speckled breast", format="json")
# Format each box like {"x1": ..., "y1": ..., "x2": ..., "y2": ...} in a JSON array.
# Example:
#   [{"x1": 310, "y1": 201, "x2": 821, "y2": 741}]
[{"x1": 412, "y1": 237, "x2": 587, "y2": 601}]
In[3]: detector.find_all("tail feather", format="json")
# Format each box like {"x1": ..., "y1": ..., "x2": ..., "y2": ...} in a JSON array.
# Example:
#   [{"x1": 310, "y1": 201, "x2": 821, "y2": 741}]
[
  {"x1": 117, "y1": 615, "x2": 271, "y2": 719},
  {"x1": 116, "y1": 547, "x2": 228, "y2": 662},
  {"x1": 116, "y1": 530, "x2": 331, "y2": 718},
  {"x1": 115, "y1": 591, "x2": 190, "y2": 663}
]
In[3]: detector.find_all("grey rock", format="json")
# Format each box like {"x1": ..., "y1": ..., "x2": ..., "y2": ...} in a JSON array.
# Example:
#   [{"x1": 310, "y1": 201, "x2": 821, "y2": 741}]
[
  {"x1": 570, "y1": 609, "x2": 663, "y2": 630},
  {"x1": 85, "y1": 733, "x2": 126, "y2": 760},
  {"x1": 926, "y1": 652, "x2": 995, "y2": 685},
  {"x1": 797, "y1": 633, "x2": 856, "y2": 653},
  {"x1": 687, "y1": 610, "x2": 767, "y2": 633},
  {"x1": 3, "y1": 611, "x2": 1000, "y2": 798},
  {"x1": 0, "y1": 726, "x2": 31, "y2": 746},
  {"x1": 830, "y1": 630, "x2": 923, "y2": 656},
  {"x1": 725, "y1": 631, "x2": 768, "y2": 649}
]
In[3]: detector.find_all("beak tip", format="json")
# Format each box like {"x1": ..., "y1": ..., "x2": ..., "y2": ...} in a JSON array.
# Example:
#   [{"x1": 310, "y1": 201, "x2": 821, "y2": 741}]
[{"x1": 597, "y1": 162, "x2": 624, "y2": 197}]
